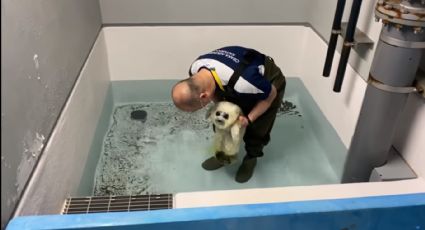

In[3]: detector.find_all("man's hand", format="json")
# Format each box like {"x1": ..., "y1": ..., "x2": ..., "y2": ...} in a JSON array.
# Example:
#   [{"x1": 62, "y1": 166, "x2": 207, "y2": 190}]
[
  {"x1": 239, "y1": 116, "x2": 250, "y2": 127},
  {"x1": 245, "y1": 85, "x2": 277, "y2": 123}
]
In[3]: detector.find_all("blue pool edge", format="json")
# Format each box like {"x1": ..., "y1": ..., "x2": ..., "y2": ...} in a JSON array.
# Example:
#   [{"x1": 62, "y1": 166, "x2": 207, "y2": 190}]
[{"x1": 7, "y1": 193, "x2": 425, "y2": 229}]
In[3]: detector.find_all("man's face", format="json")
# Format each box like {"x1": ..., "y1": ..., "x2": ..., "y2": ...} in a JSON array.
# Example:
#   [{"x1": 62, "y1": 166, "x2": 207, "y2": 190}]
[
  {"x1": 187, "y1": 97, "x2": 210, "y2": 112},
  {"x1": 174, "y1": 96, "x2": 206, "y2": 112}
]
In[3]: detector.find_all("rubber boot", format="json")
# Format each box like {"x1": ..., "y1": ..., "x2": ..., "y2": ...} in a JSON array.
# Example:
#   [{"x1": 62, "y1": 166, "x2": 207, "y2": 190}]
[
  {"x1": 235, "y1": 157, "x2": 257, "y2": 183},
  {"x1": 202, "y1": 157, "x2": 224, "y2": 171}
]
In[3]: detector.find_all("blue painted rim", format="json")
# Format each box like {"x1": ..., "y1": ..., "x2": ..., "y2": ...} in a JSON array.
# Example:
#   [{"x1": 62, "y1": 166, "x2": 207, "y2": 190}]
[{"x1": 7, "y1": 193, "x2": 425, "y2": 229}]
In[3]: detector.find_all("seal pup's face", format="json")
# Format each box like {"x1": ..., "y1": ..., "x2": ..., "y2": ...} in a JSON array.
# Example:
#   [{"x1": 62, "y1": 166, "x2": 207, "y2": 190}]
[{"x1": 207, "y1": 102, "x2": 242, "y2": 130}]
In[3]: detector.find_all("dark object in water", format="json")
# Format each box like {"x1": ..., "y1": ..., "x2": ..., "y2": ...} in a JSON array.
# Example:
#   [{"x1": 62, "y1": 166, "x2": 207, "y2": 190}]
[
  {"x1": 131, "y1": 110, "x2": 147, "y2": 122},
  {"x1": 277, "y1": 100, "x2": 301, "y2": 116}
]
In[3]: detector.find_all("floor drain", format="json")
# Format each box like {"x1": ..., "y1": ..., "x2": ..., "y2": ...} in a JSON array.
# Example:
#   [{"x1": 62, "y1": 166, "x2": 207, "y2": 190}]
[
  {"x1": 62, "y1": 194, "x2": 173, "y2": 214},
  {"x1": 131, "y1": 110, "x2": 147, "y2": 122}
]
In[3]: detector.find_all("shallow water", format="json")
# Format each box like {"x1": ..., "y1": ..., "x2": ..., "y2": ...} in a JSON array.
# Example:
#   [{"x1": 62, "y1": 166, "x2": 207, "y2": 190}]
[{"x1": 92, "y1": 78, "x2": 346, "y2": 196}]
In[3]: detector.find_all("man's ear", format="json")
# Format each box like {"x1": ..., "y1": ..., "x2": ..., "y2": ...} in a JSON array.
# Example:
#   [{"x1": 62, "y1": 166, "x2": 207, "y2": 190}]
[
  {"x1": 205, "y1": 104, "x2": 217, "y2": 120},
  {"x1": 200, "y1": 92, "x2": 208, "y2": 99}
]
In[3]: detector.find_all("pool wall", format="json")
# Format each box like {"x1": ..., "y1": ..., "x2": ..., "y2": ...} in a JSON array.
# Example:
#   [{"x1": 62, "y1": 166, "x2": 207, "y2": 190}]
[
  {"x1": 10, "y1": 25, "x2": 425, "y2": 226},
  {"x1": 13, "y1": 31, "x2": 111, "y2": 216}
]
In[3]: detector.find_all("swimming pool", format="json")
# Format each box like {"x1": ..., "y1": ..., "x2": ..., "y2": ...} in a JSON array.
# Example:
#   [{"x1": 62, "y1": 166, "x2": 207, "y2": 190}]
[{"x1": 9, "y1": 26, "x2": 425, "y2": 229}]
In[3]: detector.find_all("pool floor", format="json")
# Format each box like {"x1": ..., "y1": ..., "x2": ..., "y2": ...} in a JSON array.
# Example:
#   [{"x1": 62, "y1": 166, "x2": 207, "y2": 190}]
[{"x1": 91, "y1": 78, "x2": 346, "y2": 196}]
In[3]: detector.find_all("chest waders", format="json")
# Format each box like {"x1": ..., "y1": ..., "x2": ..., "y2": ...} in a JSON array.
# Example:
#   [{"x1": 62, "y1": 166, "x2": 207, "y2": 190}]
[{"x1": 214, "y1": 49, "x2": 263, "y2": 115}]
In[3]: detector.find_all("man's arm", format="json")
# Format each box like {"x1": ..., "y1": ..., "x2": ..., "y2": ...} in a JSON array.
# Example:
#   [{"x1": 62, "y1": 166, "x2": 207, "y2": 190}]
[{"x1": 239, "y1": 85, "x2": 277, "y2": 126}]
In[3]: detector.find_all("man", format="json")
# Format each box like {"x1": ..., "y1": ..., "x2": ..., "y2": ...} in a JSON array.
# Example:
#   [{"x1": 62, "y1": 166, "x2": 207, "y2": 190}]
[{"x1": 171, "y1": 46, "x2": 286, "y2": 183}]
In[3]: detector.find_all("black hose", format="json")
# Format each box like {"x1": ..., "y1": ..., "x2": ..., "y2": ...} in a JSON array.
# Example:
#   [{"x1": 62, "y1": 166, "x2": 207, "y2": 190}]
[
  {"x1": 323, "y1": 0, "x2": 347, "y2": 77},
  {"x1": 333, "y1": 45, "x2": 352, "y2": 92},
  {"x1": 344, "y1": 0, "x2": 363, "y2": 43},
  {"x1": 333, "y1": 0, "x2": 363, "y2": 92}
]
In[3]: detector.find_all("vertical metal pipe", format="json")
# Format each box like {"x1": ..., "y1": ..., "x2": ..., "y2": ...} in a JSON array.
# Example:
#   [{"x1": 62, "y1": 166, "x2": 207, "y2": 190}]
[
  {"x1": 323, "y1": 0, "x2": 347, "y2": 77},
  {"x1": 342, "y1": 25, "x2": 424, "y2": 183},
  {"x1": 333, "y1": 0, "x2": 363, "y2": 92}
]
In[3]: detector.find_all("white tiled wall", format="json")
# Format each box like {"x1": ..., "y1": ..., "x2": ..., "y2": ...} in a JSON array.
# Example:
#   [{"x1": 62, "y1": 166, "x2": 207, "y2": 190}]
[
  {"x1": 298, "y1": 29, "x2": 368, "y2": 148},
  {"x1": 103, "y1": 26, "x2": 306, "y2": 80}
]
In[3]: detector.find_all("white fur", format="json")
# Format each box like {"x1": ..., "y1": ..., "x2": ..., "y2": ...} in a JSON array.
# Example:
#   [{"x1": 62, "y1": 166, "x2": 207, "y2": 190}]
[{"x1": 207, "y1": 102, "x2": 246, "y2": 163}]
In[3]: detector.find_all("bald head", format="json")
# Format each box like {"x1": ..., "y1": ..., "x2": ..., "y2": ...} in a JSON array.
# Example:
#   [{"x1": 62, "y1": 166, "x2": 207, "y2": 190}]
[{"x1": 171, "y1": 78, "x2": 202, "y2": 112}]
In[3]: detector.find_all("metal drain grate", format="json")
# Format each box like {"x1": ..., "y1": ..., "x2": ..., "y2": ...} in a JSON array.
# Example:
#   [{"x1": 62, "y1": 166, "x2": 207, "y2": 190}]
[{"x1": 62, "y1": 194, "x2": 173, "y2": 214}]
